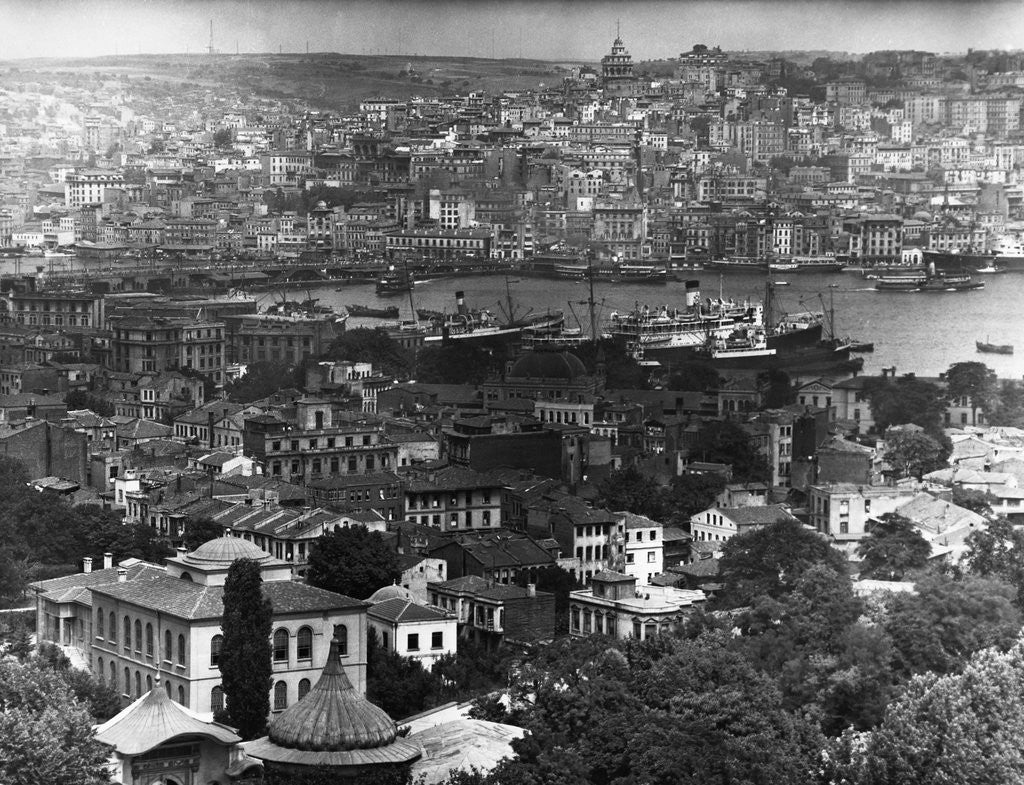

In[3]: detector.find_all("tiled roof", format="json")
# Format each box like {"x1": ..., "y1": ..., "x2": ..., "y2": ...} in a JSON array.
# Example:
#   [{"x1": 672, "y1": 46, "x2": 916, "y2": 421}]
[
  {"x1": 429, "y1": 575, "x2": 491, "y2": 593},
  {"x1": 405, "y1": 466, "x2": 507, "y2": 493},
  {"x1": 32, "y1": 561, "x2": 165, "y2": 604},
  {"x1": 368, "y1": 598, "x2": 451, "y2": 624},
  {"x1": 721, "y1": 504, "x2": 798, "y2": 526}
]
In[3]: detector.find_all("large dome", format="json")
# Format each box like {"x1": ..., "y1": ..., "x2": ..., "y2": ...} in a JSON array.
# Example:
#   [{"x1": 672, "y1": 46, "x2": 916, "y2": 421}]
[
  {"x1": 366, "y1": 583, "x2": 416, "y2": 603},
  {"x1": 185, "y1": 536, "x2": 273, "y2": 565},
  {"x1": 509, "y1": 350, "x2": 588, "y2": 380}
]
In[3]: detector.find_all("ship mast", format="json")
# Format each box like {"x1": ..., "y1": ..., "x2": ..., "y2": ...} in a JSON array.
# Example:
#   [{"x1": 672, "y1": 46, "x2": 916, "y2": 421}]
[
  {"x1": 403, "y1": 256, "x2": 418, "y2": 328},
  {"x1": 587, "y1": 252, "x2": 597, "y2": 343},
  {"x1": 764, "y1": 205, "x2": 775, "y2": 332}
]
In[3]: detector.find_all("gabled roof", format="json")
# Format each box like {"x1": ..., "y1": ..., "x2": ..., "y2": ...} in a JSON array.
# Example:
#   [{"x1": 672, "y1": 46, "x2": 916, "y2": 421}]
[
  {"x1": 94, "y1": 684, "x2": 241, "y2": 755},
  {"x1": 31, "y1": 560, "x2": 165, "y2": 604},
  {"x1": 368, "y1": 598, "x2": 451, "y2": 624}
]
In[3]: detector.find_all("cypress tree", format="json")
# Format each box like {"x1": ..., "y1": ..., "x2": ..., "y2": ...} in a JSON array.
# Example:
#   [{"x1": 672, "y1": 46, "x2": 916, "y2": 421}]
[{"x1": 220, "y1": 558, "x2": 273, "y2": 739}]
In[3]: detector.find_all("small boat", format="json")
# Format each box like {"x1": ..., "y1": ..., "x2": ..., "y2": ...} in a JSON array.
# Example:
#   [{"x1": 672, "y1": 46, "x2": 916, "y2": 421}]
[
  {"x1": 774, "y1": 280, "x2": 790, "y2": 286},
  {"x1": 347, "y1": 304, "x2": 400, "y2": 319},
  {"x1": 975, "y1": 265, "x2": 1005, "y2": 274},
  {"x1": 977, "y1": 340, "x2": 1013, "y2": 355},
  {"x1": 848, "y1": 341, "x2": 875, "y2": 352}
]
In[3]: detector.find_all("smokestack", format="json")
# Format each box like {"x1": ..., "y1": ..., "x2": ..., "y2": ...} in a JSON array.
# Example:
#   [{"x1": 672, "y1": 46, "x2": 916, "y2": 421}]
[
  {"x1": 455, "y1": 291, "x2": 467, "y2": 315},
  {"x1": 117, "y1": 568, "x2": 127, "y2": 583},
  {"x1": 685, "y1": 280, "x2": 700, "y2": 308},
  {"x1": 104, "y1": 552, "x2": 113, "y2": 570},
  {"x1": 83, "y1": 557, "x2": 93, "y2": 573}
]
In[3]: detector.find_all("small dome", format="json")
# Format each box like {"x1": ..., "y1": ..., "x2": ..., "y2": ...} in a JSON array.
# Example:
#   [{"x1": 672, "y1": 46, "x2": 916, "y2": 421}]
[
  {"x1": 509, "y1": 350, "x2": 587, "y2": 380},
  {"x1": 366, "y1": 583, "x2": 415, "y2": 603},
  {"x1": 269, "y1": 639, "x2": 399, "y2": 751},
  {"x1": 185, "y1": 536, "x2": 273, "y2": 565},
  {"x1": 316, "y1": 200, "x2": 328, "y2": 209}
]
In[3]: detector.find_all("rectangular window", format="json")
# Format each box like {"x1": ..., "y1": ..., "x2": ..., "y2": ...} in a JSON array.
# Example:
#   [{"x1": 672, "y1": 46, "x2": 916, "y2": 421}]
[
  {"x1": 431, "y1": 631, "x2": 443, "y2": 649},
  {"x1": 407, "y1": 633, "x2": 419, "y2": 651},
  {"x1": 647, "y1": 552, "x2": 656, "y2": 563}
]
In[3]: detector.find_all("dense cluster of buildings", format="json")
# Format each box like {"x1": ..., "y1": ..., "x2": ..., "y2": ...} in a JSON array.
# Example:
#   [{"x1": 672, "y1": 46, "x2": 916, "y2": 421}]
[{"x1": 0, "y1": 43, "x2": 1023, "y2": 266}]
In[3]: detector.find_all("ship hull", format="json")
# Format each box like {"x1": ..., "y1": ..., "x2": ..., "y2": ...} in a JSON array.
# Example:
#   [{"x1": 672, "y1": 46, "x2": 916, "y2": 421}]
[{"x1": 923, "y1": 249, "x2": 1024, "y2": 272}]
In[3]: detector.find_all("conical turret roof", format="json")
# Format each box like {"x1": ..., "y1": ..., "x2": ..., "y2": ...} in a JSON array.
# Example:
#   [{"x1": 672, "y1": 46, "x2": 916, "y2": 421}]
[
  {"x1": 269, "y1": 638, "x2": 396, "y2": 750},
  {"x1": 245, "y1": 639, "x2": 422, "y2": 769}
]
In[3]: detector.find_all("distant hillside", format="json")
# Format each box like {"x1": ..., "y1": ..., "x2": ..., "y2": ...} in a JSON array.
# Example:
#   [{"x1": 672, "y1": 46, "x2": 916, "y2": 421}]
[{"x1": 0, "y1": 52, "x2": 566, "y2": 110}]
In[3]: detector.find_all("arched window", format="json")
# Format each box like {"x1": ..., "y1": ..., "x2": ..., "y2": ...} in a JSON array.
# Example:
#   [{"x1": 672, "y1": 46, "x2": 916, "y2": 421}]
[
  {"x1": 123, "y1": 667, "x2": 130, "y2": 695},
  {"x1": 135, "y1": 671, "x2": 141, "y2": 697},
  {"x1": 165, "y1": 680, "x2": 172, "y2": 698},
  {"x1": 109, "y1": 661, "x2": 116, "y2": 689},
  {"x1": 177, "y1": 634, "x2": 186, "y2": 665},
  {"x1": 210, "y1": 634, "x2": 223, "y2": 667},
  {"x1": 96, "y1": 607, "x2": 104, "y2": 638},
  {"x1": 123, "y1": 617, "x2": 131, "y2": 651},
  {"x1": 178, "y1": 685, "x2": 186, "y2": 706},
  {"x1": 146, "y1": 674, "x2": 153, "y2": 692},
  {"x1": 298, "y1": 678, "x2": 311, "y2": 700},
  {"x1": 134, "y1": 620, "x2": 142, "y2": 653},
  {"x1": 211, "y1": 685, "x2": 224, "y2": 713},
  {"x1": 164, "y1": 629, "x2": 172, "y2": 661},
  {"x1": 109, "y1": 612, "x2": 116, "y2": 643},
  {"x1": 273, "y1": 628, "x2": 289, "y2": 662},
  {"x1": 273, "y1": 680, "x2": 287, "y2": 711},
  {"x1": 145, "y1": 623, "x2": 153, "y2": 657},
  {"x1": 333, "y1": 624, "x2": 348, "y2": 656},
  {"x1": 296, "y1": 627, "x2": 312, "y2": 661},
  {"x1": 97, "y1": 656, "x2": 104, "y2": 680}
]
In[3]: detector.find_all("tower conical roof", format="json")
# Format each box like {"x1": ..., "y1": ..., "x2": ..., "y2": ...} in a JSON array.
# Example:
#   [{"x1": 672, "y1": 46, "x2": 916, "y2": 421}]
[
  {"x1": 245, "y1": 640, "x2": 422, "y2": 769},
  {"x1": 269, "y1": 639, "x2": 397, "y2": 751}
]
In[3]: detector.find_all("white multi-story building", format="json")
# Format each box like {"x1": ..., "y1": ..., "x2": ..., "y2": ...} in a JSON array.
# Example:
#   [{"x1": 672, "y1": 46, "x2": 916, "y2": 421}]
[
  {"x1": 64, "y1": 170, "x2": 125, "y2": 208},
  {"x1": 31, "y1": 538, "x2": 368, "y2": 718}
]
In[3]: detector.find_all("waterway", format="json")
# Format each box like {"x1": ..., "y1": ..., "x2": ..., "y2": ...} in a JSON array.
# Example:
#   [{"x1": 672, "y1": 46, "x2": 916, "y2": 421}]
[
  {"x1": 7, "y1": 254, "x2": 1022, "y2": 380},
  {"x1": 261, "y1": 269, "x2": 1024, "y2": 380}
]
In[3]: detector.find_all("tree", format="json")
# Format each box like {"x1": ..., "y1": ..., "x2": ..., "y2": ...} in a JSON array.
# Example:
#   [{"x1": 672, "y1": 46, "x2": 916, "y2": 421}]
[
  {"x1": 718, "y1": 518, "x2": 849, "y2": 607},
  {"x1": 64, "y1": 389, "x2": 115, "y2": 416},
  {"x1": 666, "y1": 361, "x2": 721, "y2": 392},
  {"x1": 945, "y1": 360, "x2": 997, "y2": 425},
  {"x1": 365, "y1": 628, "x2": 437, "y2": 719},
  {"x1": 0, "y1": 658, "x2": 111, "y2": 785},
  {"x1": 415, "y1": 342, "x2": 495, "y2": 385},
  {"x1": 212, "y1": 127, "x2": 233, "y2": 147},
  {"x1": 883, "y1": 429, "x2": 947, "y2": 479},
  {"x1": 665, "y1": 471, "x2": 727, "y2": 526},
  {"x1": 325, "y1": 328, "x2": 410, "y2": 378},
  {"x1": 881, "y1": 574, "x2": 1022, "y2": 678},
  {"x1": 220, "y1": 558, "x2": 273, "y2": 740},
  {"x1": 224, "y1": 360, "x2": 302, "y2": 403},
  {"x1": 594, "y1": 466, "x2": 669, "y2": 521},
  {"x1": 182, "y1": 516, "x2": 226, "y2": 551},
  {"x1": 857, "y1": 514, "x2": 931, "y2": 580},
  {"x1": 691, "y1": 420, "x2": 768, "y2": 482},
  {"x1": 836, "y1": 642, "x2": 1024, "y2": 785},
  {"x1": 758, "y1": 368, "x2": 797, "y2": 408},
  {"x1": 864, "y1": 375, "x2": 948, "y2": 438},
  {"x1": 306, "y1": 526, "x2": 400, "y2": 600}
]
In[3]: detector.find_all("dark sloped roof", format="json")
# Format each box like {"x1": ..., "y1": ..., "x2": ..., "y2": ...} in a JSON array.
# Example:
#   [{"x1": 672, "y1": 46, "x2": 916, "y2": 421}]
[
  {"x1": 368, "y1": 598, "x2": 451, "y2": 624},
  {"x1": 32, "y1": 561, "x2": 165, "y2": 604}
]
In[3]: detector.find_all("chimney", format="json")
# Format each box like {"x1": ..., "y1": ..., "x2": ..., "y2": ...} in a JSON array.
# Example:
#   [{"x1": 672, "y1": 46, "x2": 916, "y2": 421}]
[
  {"x1": 117, "y1": 567, "x2": 127, "y2": 582},
  {"x1": 176, "y1": 546, "x2": 187, "y2": 558},
  {"x1": 103, "y1": 552, "x2": 113, "y2": 570},
  {"x1": 455, "y1": 290, "x2": 467, "y2": 315},
  {"x1": 208, "y1": 411, "x2": 216, "y2": 449},
  {"x1": 83, "y1": 556, "x2": 93, "y2": 573},
  {"x1": 526, "y1": 583, "x2": 536, "y2": 597}
]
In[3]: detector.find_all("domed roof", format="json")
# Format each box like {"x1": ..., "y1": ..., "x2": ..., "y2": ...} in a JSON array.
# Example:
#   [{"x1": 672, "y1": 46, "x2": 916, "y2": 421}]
[
  {"x1": 270, "y1": 640, "x2": 402, "y2": 751},
  {"x1": 509, "y1": 350, "x2": 587, "y2": 380},
  {"x1": 185, "y1": 536, "x2": 273, "y2": 565},
  {"x1": 366, "y1": 583, "x2": 416, "y2": 603}
]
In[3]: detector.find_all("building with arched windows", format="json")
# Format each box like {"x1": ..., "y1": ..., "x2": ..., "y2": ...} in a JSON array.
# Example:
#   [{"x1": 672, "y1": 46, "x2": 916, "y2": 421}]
[{"x1": 32, "y1": 537, "x2": 368, "y2": 719}]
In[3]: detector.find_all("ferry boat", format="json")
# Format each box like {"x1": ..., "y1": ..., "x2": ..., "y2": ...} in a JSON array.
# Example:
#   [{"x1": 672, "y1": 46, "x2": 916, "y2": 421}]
[
  {"x1": 375, "y1": 266, "x2": 414, "y2": 295},
  {"x1": 703, "y1": 327, "x2": 776, "y2": 360},
  {"x1": 875, "y1": 265, "x2": 983, "y2": 292},
  {"x1": 608, "y1": 281, "x2": 764, "y2": 354},
  {"x1": 590, "y1": 262, "x2": 668, "y2": 283},
  {"x1": 977, "y1": 340, "x2": 1013, "y2": 355},
  {"x1": 347, "y1": 304, "x2": 400, "y2": 319},
  {"x1": 419, "y1": 291, "x2": 564, "y2": 344},
  {"x1": 704, "y1": 254, "x2": 845, "y2": 273}
]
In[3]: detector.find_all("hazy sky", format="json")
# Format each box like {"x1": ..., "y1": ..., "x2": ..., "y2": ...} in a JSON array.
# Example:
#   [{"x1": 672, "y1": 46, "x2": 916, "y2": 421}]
[{"x1": 1, "y1": 0, "x2": 1021, "y2": 61}]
